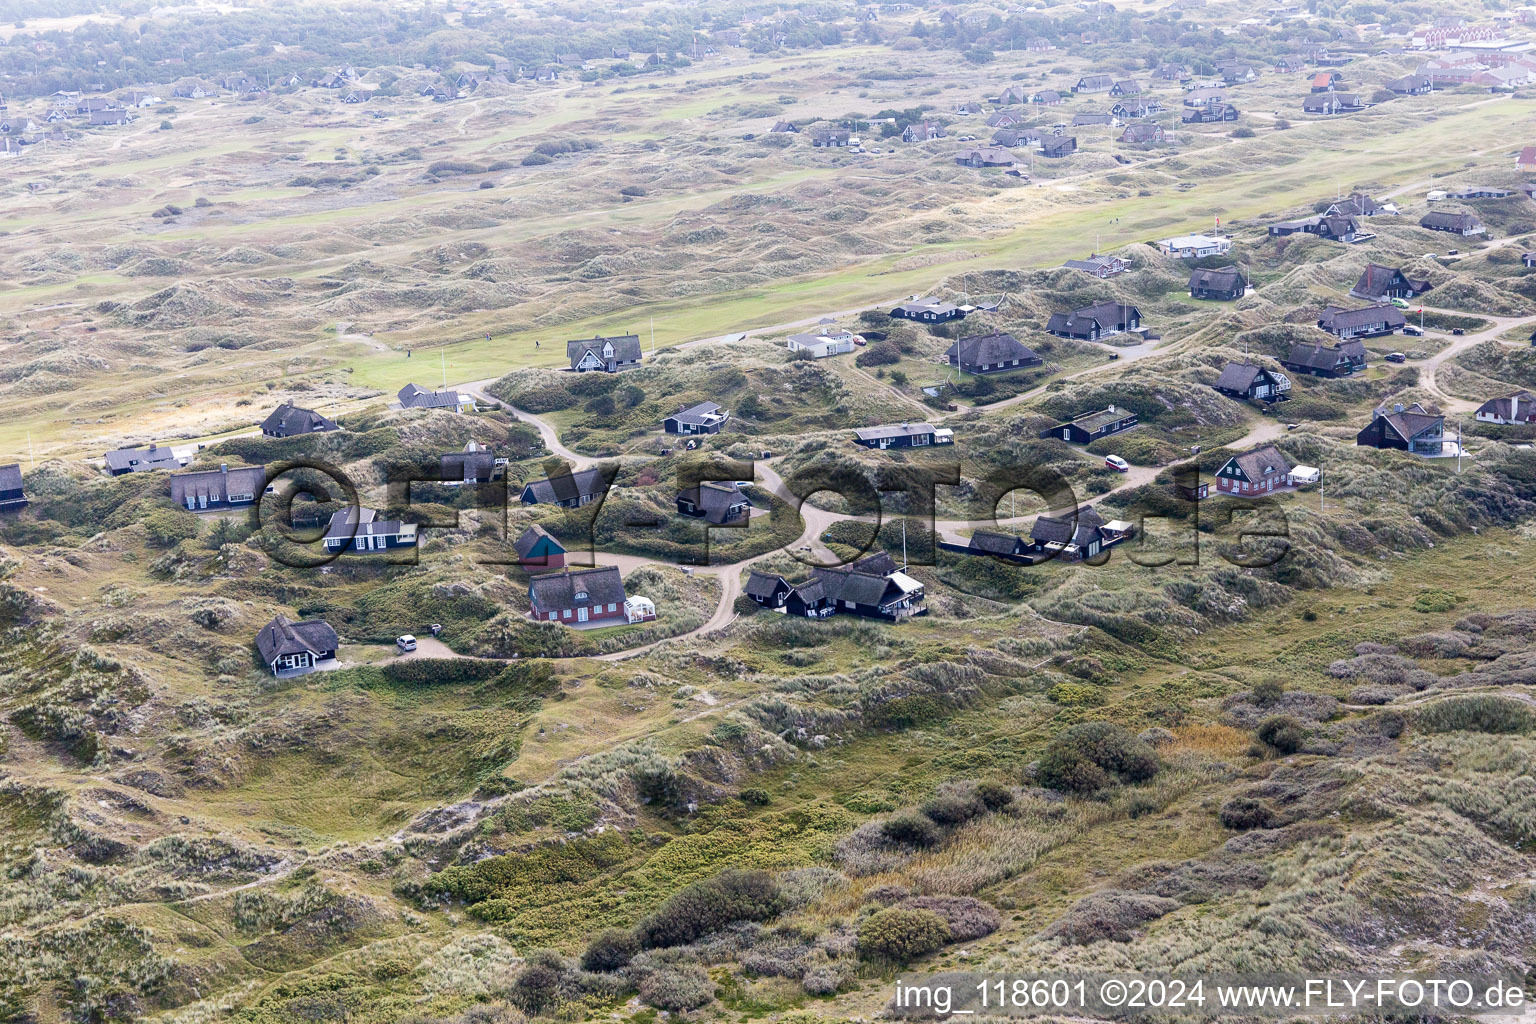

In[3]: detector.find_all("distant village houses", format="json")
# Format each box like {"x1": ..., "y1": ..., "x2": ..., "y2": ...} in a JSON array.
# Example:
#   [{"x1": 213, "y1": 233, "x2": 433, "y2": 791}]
[
  {"x1": 397, "y1": 384, "x2": 475, "y2": 412},
  {"x1": 1039, "y1": 406, "x2": 1138, "y2": 444},
  {"x1": 1357, "y1": 402, "x2": 1445, "y2": 456},
  {"x1": 261, "y1": 401, "x2": 339, "y2": 438},
  {"x1": 568, "y1": 334, "x2": 643, "y2": 372}
]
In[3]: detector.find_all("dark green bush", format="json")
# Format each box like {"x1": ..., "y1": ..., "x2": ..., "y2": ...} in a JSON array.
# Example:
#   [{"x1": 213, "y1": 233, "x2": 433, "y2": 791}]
[
  {"x1": 1035, "y1": 722, "x2": 1160, "y2": 795},
  {"x1": 880, "y1": 812, "x2": 943, "y2": 848},
  {"x1": 920, "y1": 791, "x2": 984, "y2": 826},
  {"x1": 380, "y1": 658, "x2": 506, "y2": 686},
  {"x1": 510, "y1": 952, "x2": 563, "y2": 1012},
  {"x1": 1218, "y1": 796, "x2": 1276, "y2": 830},
  {"x1": 636, "y1": 869, "x2": 784, "y2": 948},
  {"x1": 580, "y1": 928, "x2": 638, "y2": 972},
  {"x1": 856, "y1": 907, "x2": 951, "y2": 964},
  {"x1": 854, "y1": 342, "x2": 901, "y2": 368},
  {"x1": 975, "y1": 781, "x2": 1014, "y2": 810},
  {"x1": 1256, "y1": 714, "x2": 1307, "y2": 754}
]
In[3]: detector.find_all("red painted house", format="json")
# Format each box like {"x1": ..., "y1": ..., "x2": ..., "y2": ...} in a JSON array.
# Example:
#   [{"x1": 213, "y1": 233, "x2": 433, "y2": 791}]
[
  {"x1": 528, "y1": 565, "x2": 629, "y2": 625},
  {"x1": 1215, "y1": 444, "x2": 1295, "y2": 496}
]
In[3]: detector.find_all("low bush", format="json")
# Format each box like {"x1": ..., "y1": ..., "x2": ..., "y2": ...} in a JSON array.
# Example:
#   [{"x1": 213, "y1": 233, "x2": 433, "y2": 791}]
[
  {"x1": 1218, "y1": 796, "x2": 1277, "y2": 830},
  {"x1": 1035, "y1": 722, "x2": 1160, "y2": 795},
  {"x1": 856, "y1": 907, "x2": 951, "y2": 964},
  {"x1": 880, "y1": 812, "x2": 943, "y2": 848},
  {"x1": 900, "y1": 895, "x2": 1001, "y2": 940},
  {"x1": 1256, "y1": 714, "x2": 1307, "y2": 754},
  {"x1": 636, "y1": 869, "x2": 784, "y2": 948},
  {"x1": 1415, "y1": 695, "x2": 1535, "y2": 735},
  {"x1": 580, "y1": 928, "x2": 638, "y2": 972},
  {"x1": 638, "y1": 965, "x2": 715, "y2": 1011},
  {"x1": 1043, "y1": 890, "x2": 1180, "y2": 944},
  {"x1": 920, "y1": 791, "x2": 984, "y2": 826},
  {"x1": 854, "y1": 342, "x2": 901, "y2": 368},
  {"x1": 975, "y1": 780, "x2": 1013, "y2": 810}
]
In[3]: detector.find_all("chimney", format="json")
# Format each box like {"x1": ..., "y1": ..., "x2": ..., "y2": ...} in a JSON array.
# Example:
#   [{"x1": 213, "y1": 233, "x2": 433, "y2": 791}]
[
  {"x1": 1394, "y1": 403, "x2": 1404, "y2": 414},
  {"x1": 1107, "y1": 403, "x2": 1115, "y2": 413}
]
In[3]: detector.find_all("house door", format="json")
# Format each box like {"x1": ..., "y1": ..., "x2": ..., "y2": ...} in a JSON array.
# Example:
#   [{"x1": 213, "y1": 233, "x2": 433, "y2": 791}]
[{"x1": 578, "y1": 606, "x2": 588, "y2": 622}]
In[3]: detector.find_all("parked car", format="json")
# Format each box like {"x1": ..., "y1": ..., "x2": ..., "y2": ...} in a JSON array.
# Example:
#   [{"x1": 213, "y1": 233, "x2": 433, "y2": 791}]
[
  {"x1": 396, "y1": 635, "x2": 417, "y2": 653},
  {"x1": 1104, "y1": 455, "x2": 1129, "y2": 472},
  {"x1": 685, "y1": 439, "x2": 698, "y2": 450},
  {"x1": 1452, "y1": 328, "x2": 1466, "y2": 335},
  {"x1": 1385, "y1": 352, "x2": 1406, "y2": 363},
  {"x1": 1403, "y1": 325, "x2": 1423, "y2": 336},
  {"x1": 1286, "y1": 422, "x2": 1299, "y2": 431},
  {"x1": 853, "y1": 337, "x2": 867, "y2": 346},
  {"x1": 1390, "y1": 298, "x2": 1410, "y2": 310}
]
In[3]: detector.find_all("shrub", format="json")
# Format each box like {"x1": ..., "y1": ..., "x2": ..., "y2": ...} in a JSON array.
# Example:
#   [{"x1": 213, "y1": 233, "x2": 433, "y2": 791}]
[
  {"x1": 636, "y1": 869, "x2": 784, "y2": 948},
  {"x1": 920, "y1": 791, "x2": 984, "y2": 825},
  {"x1": 478, "y1": 180, "x2": 495, "y2": 189},
  {"x1": 900, "y1": 895, "x2": 1001, "y2": 940},
  {"x1": 510, "y1": 957, "x2": 562, "y2": 1013},
  {"x1": 638, "y1": 965, "x2": 715, "y2": 1011},
  {"x1": 856, "y1": 907, "x2": 951, "y2": 963},
  {"x1": 880, "y1": 812, "x2": 943, "y2": 848},
  {"x1": 738, "y1": 787, "x2": 771, "y2": 806},
  {"x1": 521, "y1": 152, "x2": 552, "y2": 166},
  {"x1": 580, "y1": 928, "x2": 638, "y2": 972},
  {"x1": 1218, "y1": 796, "x2": 1276, "y2": 830},
  {"x1": 1035, "y1": 722, "x2": 1160, "y2": 795},
  {"x1": 142, "y1": 507, "x2": 200, "y2": 547},
  {"x1": 974, "y1": 781, "x2": 1013, "y2": 810},
  {"x1": 1255, "y1": 715, "x2": 1307, "y2": 754},
  {"x1": 1370, "y1": 710, "x2": 1408, "y2": 738},
  {"x1": 1416, "y1": 695, "x2": 1535, "y2": 735},
  {"x1": 428, "y1": 159, "x2": 488, "y2": 175},
  {"x1": 854, "y1": 342, "x2": 901, "y2": 368},
  {"x1": 1252, "y1": 679, "x2": 1284, "y2": 706},
  {"x1": 1043, "y1": 890, "x2": 1180, "y2": 944}
]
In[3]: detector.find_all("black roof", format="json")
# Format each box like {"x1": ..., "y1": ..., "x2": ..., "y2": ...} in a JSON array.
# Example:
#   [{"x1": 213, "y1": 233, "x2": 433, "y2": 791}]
[
  {"x1": 969, "y1": 530, "x2": 1024, "y2": 555},
  {"x1": 945, "y1": 332, "x2": 1038, "y2": 367},
  {"x1": 522, "y1": 467, "x2": 609, "y2": 504},
  {"x1": 528, "y1": 565, "x2": 628, "y2": 608},
  {"x1": 261, "y1": 401, "x2": 338, "y2": 435},
  {"x1": 103, "y1": 444, "x2": 179, "y2": 473},
  {"x1": 678, "y1": 482, "x2": 749, "y2": 522},
  {"x1": 567, "y1": 335, "x2": 643, "y2": 369},
  {"x1": 255, "y1": 614, "x2": 339, "y2": 664},
  {"x1": 1318, "y1": 304, "x2": 1405, "y2": 332},
  {"x1": 1214, "y1": 362, "x2": 1264, "y2": 392},
  {"x1": 1285, "y1": 342, "x2": 1348, "y2": 370},
  {"x1": 745, "y1": 570, "x2": 789, "y2": 599},
  {"x1": 1030, "y1": 505, "x2": 1107, "y2": 548},
  {"x1": 1189, "y1": 265, "x2": 1246, "y2": 292},
  {"x1": 398, "y1": 383, "x2": 464, "y2": 409}
]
